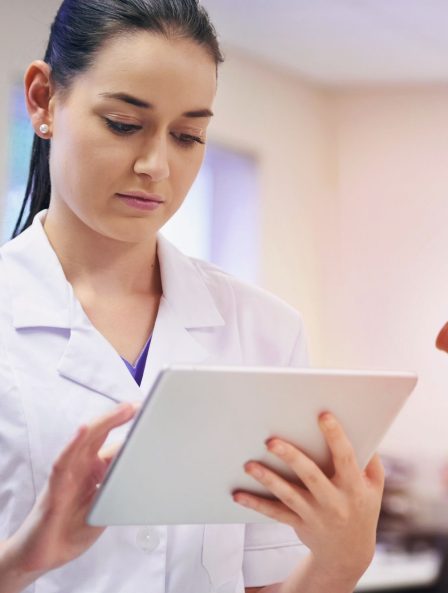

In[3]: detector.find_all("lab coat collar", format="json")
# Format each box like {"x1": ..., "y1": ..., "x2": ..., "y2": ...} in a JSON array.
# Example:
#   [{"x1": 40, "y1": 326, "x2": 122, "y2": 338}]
[
  {"x1": 3, "y1": 211, "x2": 74, "y2": 330},
  {"x1": 139, "y1": 235, "x2": 226, "y2": 393},
  {"x1": 156, "y1": 234, "x2": 224, "y2": 329},
  {"x1": 2, "y1": 212, "x2": 226, "y2": 402},
  {"x1": 5, "y1": 214, "x2": 225, "y2": 331}
]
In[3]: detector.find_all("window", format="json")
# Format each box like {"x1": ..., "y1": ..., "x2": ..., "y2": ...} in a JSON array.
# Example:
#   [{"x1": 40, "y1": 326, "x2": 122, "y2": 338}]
[{"x1": 162, "y1": 143, "x2": 260, "y2": 283}]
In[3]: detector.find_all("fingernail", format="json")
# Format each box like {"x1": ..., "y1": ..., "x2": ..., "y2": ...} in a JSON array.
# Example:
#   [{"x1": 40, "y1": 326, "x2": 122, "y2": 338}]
[
  {"x1": 320, "y1": 412, "x2": 335, "y2": 427},
  {"x1": 268, "y1": 440, "x2": 285, "y2": 455},
  {"x1": 234, "y1": 495, "x2": 250, "y2": 507},
  {"x1": 249, "y1": 465, "x2": 264, "y2": 479}
]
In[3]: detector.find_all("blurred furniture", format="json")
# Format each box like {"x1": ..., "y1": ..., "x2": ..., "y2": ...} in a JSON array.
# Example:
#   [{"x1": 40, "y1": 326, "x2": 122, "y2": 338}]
[
  {"x1": 356, "y1": 455, "x2": 448, "y2": 592},
  {"x1": 356, "y1": 544, "x2": 443, "y2": 591}
]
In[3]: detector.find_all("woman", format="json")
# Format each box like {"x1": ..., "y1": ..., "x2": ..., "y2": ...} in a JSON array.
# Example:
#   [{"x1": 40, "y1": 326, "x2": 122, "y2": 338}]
[{"x1": 0, "y1": 1, "x2": 384, "y2": 592}]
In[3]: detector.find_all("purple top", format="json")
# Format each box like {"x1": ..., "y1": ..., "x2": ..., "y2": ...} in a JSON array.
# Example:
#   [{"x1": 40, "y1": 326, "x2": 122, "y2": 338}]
[{"x1": 121, "y1": 336, "x2": 151, "y2": 386}]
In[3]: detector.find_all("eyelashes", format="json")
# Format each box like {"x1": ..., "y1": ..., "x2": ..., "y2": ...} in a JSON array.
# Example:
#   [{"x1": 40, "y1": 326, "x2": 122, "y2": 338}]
[
  {"x1": 172, "y1": 132, "x2": 206, "y2": 146},
  {"x1": 103, "y1": 118, "x2": 205, "y2": 147},
  {"x1": 104, "y1": 119, "x2": 141, "y2": 135}
]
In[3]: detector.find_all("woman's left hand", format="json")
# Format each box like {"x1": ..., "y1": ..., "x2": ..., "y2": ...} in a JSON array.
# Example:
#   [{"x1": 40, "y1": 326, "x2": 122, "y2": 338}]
[{"x1": 233, "y1": 412, "x2": 385, "y2": 584}]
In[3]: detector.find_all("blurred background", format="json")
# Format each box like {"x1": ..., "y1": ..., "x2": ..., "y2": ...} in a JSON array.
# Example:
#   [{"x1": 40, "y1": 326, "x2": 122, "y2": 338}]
[{"x1": 2, "y1": 0, "x2": 448, "y2": 590}]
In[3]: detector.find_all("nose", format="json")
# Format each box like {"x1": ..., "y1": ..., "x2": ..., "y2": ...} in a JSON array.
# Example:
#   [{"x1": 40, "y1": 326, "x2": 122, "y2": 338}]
[{"x1": 133, "y1": 135, "x2": 170, "y2": 182}]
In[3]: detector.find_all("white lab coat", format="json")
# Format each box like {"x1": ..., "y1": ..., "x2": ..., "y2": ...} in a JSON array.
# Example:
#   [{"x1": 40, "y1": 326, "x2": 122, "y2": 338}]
[{"x1": 0, "y1": 212, "x2": 309, "y2": 593}]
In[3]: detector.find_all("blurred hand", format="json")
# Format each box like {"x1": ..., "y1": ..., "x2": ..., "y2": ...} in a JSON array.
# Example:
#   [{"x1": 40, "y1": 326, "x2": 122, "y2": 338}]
[
  {"x1": 234, "y1": 412, "x2": 385, "y2": 584},
  {"x1": 436, "y1": 321, "x2": 448, "y2": 353}
]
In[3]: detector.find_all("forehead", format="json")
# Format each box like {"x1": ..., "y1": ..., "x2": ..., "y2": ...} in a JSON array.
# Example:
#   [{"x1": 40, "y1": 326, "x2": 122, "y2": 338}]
[{"x1": 68, "y1": 31, "x2": 217, "y2": 113}]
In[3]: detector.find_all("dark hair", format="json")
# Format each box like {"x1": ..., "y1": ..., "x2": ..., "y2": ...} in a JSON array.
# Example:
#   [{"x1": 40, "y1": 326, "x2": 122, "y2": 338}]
[{"x1": 13, "y1": 0, "x2": 223, "y2": 237}]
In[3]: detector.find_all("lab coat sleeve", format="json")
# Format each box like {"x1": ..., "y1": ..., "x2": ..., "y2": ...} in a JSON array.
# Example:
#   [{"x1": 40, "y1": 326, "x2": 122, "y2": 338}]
[{"x1": 243, "y1": 322, "x2": 311, "y2": 587}]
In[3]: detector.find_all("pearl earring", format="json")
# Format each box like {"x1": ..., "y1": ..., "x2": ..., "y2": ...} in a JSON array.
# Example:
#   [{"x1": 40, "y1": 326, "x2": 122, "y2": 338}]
[{"x1": 39, "y1": 123, "x2": 50, "y2": 135}]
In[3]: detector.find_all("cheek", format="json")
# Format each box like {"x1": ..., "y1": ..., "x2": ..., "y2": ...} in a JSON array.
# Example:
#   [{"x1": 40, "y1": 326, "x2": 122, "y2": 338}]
[{"x1": 51, "y1": 125, "x2": 125, "y2": 199}]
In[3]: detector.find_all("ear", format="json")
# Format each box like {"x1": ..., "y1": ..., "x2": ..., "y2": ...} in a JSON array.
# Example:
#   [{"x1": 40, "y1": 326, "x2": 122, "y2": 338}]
[{"x1": 24, "y1": 60, "x2": 55, "y2": 139}]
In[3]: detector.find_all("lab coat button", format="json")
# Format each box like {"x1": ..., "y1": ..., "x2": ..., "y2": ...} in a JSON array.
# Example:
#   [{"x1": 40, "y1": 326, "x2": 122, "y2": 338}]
[{"x1": 136, "y1": 527, "x2": 160, "y2": 553}]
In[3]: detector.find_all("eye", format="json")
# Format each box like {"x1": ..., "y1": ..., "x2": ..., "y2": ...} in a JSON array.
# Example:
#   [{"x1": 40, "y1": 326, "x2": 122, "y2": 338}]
[
  {"x1": 171, "y1": 132, "x2": 206, "y2": 147},
  {"x1": 104, "y1": 118, "x2": 142, "y2": 135}
]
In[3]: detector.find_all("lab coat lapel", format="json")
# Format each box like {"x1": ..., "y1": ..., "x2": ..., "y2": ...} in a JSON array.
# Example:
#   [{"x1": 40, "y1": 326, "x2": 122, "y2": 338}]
[
  {"x1": 139, "y1": 235, "x2": 225, "y2": 396},
  {"x1": 139, "y1": 296, "x2": 210, "y2": 394},
  {"x1": 57, "y1": 301, "x2": 141, "y2": 404}
]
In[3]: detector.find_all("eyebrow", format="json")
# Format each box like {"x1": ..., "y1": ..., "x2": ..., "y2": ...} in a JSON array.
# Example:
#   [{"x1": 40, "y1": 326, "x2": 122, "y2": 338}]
[{"x1": 99, "y1": 92, "x2": 214, "y2": 118}]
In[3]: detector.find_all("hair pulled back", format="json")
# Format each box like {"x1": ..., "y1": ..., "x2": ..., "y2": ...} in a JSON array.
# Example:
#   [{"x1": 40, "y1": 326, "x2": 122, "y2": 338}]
[{"x1": 13, "y1": 0, "x2": 223, "y2": 237}]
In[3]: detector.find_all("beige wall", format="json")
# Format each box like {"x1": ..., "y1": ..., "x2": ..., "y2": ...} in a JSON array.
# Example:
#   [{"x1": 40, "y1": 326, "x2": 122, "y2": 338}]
[{"x1": 331, "y1": 87, "x2": 448, "y2": 458}]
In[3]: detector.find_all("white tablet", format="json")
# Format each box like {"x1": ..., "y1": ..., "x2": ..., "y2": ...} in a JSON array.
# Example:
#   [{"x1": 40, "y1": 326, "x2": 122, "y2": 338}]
[{"x1": 87, "y1": 366, "x2": 417, "y2": 526}]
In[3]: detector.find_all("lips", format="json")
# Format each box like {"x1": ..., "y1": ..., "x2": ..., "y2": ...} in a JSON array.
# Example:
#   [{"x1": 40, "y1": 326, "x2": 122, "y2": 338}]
[
  {"x1": 115, "y1": 192, "x2": 165, "y2": 212},
  {"x1": 116, "y1": 192, "x2": 164, "y2": 203}
]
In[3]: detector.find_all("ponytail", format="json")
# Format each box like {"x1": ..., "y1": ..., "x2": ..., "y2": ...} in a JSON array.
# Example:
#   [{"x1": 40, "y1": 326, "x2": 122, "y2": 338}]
[{"x1": 12, "y1": 135, "x2": 51, "y2": 237}]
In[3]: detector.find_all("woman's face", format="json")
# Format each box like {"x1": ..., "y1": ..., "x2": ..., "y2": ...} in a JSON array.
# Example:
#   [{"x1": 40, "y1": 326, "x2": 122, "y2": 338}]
[{"x1": 47, "y1": 32, "x2": 217, "y2": 243}]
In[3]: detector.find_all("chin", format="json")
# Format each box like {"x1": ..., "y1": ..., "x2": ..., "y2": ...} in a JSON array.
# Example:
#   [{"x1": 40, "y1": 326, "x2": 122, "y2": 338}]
[{"x1": 96, "y1": 217, "x2": 159, "y2": 244}]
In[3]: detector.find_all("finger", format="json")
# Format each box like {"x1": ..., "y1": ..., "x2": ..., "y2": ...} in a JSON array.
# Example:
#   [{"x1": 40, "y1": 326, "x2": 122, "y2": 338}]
[
  {"x1": 50, "y1": 404, "x2": 135, "y2": 493},
  {"x1": 84, "y1": 402, "x2": 137, "y2": 453},
  {"x1": 363, "y1": 454, "x2": 385, "y2": 489},
  {"x1": 48, "y1": 425, "x2": 90, "y2": 491},
  {"x1": 233, "y1": 491, "x2": 301, "y2": 528},
  {"x1": 266, "y1": 438, "x2": 336, "y2": 505},
  {"x1": 88, "y1": 402, "x2": 137, "y2": 437},
  {"x1": 319, "y1": 412, "x2": 361, "y2": 485},
  {"x1": 244, "y1": 462, "x2": 312, "y2": 521},
  {"x1": 99, "y1": 441, "x2": 123, "y2": 464}
]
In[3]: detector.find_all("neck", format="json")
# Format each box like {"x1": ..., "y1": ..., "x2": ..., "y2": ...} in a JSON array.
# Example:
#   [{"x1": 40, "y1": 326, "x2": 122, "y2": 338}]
[{"x1": 43, "y1": 203, "x2": 162, "y2": 298}]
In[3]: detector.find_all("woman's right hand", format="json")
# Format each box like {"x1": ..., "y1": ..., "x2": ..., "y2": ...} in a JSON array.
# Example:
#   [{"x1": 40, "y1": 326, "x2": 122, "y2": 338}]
[{"x1": 0, "y1": 402, "x2": 137, "y2": 593}]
